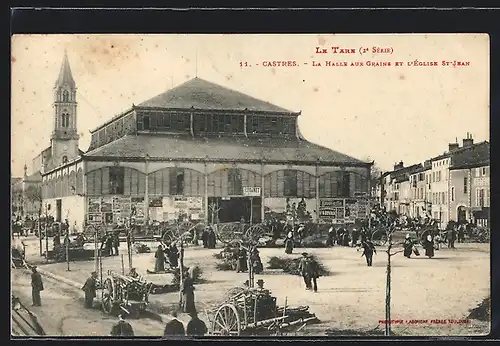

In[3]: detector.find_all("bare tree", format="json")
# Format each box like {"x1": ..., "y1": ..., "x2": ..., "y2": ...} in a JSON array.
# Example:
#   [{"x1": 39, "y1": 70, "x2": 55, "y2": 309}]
[{"x1": 370, "y1": 208, "x2": 404, "y2": 336}]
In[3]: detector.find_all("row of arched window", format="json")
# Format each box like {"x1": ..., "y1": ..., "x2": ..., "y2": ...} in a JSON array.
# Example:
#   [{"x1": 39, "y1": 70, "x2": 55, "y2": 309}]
[{"x1": 43, "y1": 167, "x2": 369, "y2": 199}]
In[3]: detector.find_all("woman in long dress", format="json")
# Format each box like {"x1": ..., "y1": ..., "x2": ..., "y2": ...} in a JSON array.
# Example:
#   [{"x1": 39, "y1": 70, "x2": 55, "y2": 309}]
[
  {"x1": 154, "y1": 245, "x2": 166, "y2": 272},
  {"x1": 284, "y1": 232, "x2": 294, "y2": 254},
  {"x1": 181, "y1": 268, "x2": 196, "y2": 314},
  {"x1": 403, "y1": 234, "x2": 414, "y2": 258},
  {"x1": 424, "y1": 233, "x2": 435, "y2": 258}
]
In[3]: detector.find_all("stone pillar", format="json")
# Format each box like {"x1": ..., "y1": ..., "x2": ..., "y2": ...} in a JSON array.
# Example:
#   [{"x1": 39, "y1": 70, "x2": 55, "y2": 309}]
[
  {"x1": 244, "y1": 114, "x2": 248, "y2": 137},
  {"x1": 260, "y1": 162, "x2": 265, "y2": 223},
  {"x1": 190, "y1": 112, "x2": 194, "y2": 137},
  {"x1": 144, "y1": 156, "x2": 150, "y2": 224},
  {"x1": 82, "y1": 160, "x2": 88, "y2": 230},
  {"x1": 204, "y1": 160, "x2": 209, "y2": 224},
  {"x1": 315, "y1": 161, "x2": 320, "y2": 223}
]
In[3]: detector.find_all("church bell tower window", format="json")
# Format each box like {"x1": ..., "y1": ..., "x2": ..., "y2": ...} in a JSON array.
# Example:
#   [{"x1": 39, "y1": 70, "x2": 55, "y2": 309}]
[
  {"x1": 63, "y1": 90, "x2": 70, "y2": 102},
  {"x1": 62, "y1": 112, "x2": 70, "y2": 127}
]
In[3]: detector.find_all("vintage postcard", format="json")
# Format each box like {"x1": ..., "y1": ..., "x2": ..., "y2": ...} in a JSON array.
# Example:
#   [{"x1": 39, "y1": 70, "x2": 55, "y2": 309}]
[{"x1": 11, "y1": 34, "x2": 490, "y2": 337}]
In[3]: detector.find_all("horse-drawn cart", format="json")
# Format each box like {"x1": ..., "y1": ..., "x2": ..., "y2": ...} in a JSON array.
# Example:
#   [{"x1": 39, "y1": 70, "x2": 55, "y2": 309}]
[
  {"x1": 100, "y1": 270, "x2": 152, "y2": 318},
  {"x1": 206, "y1": 286, "x2": 318, "y2": 336}
]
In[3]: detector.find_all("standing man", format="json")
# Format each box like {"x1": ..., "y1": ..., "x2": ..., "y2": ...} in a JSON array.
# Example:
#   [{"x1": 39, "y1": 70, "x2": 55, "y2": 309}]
[
  {"x1": 458, "y1": 223, "x2": 466, "y2": 243},
  {"x1": 307, "y1": 254, "x2": 320, "y2": 293},
  {"x1": 155, "y1": 245, "x2": 166, "y2": 273},
  {"x1": 110, "y1": 314, "x2": 135, "y2": 336},
  {"x1": 112, "y1": 231, "x2": 120, "y2": 256},
  {"x1": 163, "y1": 311, "x2": 186, "y2": 338},
  {"x1": 30, "y1": 266, "x2": 44, "y2": 306},
  {"x1": 81, "y1": 271, "x2": 98, "y2": 309},
  {"x1": 236, "y1": 244, "x2": 248, "y2": 273},
  {"x1": 298, "y1": 252, "x2": 312, "y2": 291},
  {"x1": 360, "y1": 240, "x2": 377, "y2": 267},
  {"x1": 186, "y1": 311, "x2": 208, "y2": 336}
]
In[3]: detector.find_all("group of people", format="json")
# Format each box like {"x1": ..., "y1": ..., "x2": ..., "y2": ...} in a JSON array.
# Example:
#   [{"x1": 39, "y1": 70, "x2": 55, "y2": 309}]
[
  {"x1": 100, "y1": 231, "x2": 121, "y2": 257},
  {"x1": 154, "y1": 243, "x2": 180, "y2": 272},
  {"x1": 200, "y1": 226, "x2": 217, "y2": 249},
  {"x1": 107, "y1": 310, "x2": 208, "y2": 337}
]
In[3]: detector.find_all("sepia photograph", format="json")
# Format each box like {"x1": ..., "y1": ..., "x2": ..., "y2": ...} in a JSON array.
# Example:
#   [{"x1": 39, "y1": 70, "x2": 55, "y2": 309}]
[{"x1": 11, "y1": 33, "x2": 490, "y2": 338}]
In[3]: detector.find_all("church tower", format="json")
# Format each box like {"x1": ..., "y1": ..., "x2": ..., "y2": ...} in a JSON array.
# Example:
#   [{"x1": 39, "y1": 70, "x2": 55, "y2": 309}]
[{"x1": 51, "y1": 50, "x2": 79, "y2": 167}]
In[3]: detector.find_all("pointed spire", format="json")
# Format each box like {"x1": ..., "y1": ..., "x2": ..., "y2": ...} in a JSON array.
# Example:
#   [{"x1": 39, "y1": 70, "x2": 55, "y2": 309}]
[
  {"x1": 23, "y1": 164, "x2": 27, "y2": 177},
  {"x1": 55, "y1": 50, "x2": 75, "y2": 89}
]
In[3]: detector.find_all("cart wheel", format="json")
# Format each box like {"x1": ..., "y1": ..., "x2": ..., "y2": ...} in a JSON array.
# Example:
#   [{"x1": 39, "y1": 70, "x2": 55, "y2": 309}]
[
  {"x1": 212, "y1": 303, "x2": 241, "y2": 336},
  {"x1": 101, "y1": 278, "x2": 116, "y2": 314}
]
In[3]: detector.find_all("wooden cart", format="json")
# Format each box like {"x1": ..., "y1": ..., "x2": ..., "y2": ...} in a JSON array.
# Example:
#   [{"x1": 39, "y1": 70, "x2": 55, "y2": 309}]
[
  {"x1": 206, "y1": 287, "x2": 317, "y2": 336},
  {"x1": 100, "y1": 270, "x2": 152, "y2": 318}
]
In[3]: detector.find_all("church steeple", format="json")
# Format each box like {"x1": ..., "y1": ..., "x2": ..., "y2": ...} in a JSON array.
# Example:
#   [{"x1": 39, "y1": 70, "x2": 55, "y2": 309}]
[
  {"x1": 50, "y1": 51, "x2": 79, "y2": 167},
  {"x1": 55, "y1": 50, "x2": 75, "y2": 89}
]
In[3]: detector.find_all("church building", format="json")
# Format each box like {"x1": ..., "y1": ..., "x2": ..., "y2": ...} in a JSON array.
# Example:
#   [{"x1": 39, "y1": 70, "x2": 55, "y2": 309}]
[{"x1": 40, "y1": 52, "x2": 373, "y2": 230}]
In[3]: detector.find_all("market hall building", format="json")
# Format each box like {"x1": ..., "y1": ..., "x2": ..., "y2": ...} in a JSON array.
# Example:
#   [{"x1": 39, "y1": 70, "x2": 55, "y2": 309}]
[{"x1": 41, "y1": 55, "x2": 373, "y2": 229}]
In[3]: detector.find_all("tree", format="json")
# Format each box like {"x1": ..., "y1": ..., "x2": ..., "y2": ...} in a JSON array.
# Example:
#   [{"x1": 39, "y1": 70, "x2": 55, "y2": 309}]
[
  {"x1": 24, "y1": 184, "x2": 42, "y2": 213},
  {"x1": 370, "y1": 207, "x2": 404, "y2": 336}
]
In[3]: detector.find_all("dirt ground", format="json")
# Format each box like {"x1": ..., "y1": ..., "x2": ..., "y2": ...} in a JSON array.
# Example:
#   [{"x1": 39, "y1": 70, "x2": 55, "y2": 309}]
[{"x1": 20, "y1": 237, "x2": 490, "y2": 336}]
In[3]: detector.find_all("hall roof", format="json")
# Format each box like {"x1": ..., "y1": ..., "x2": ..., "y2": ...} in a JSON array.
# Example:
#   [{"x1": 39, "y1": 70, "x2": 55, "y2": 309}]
[
  {"x1": 137, "y1": 77, "x2": 297, "y2": 114},
  {"x1": 84, "y1": 134, "x2": 369, "y2": 166}
]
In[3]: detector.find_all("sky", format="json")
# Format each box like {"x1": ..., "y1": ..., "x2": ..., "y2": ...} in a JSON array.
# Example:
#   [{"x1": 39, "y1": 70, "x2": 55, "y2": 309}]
[{"x1": 11, "y1": 34, "x2": 489, "y2": 177}]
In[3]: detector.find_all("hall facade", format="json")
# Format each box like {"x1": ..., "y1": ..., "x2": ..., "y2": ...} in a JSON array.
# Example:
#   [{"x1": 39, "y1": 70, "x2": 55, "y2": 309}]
[{"x1": 40, "y1": 56, "x2": 372, "y2": 229}]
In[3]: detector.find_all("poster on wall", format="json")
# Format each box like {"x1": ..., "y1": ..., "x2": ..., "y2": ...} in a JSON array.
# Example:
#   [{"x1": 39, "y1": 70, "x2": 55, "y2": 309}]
[
  {"x1": 88, "y1": 197, "x2": 101, "y2": 213},
  {"x1": 131, "y1": 197, "x2": 145, "y2": 219},
  {"x1": 120, "y1": 197, "x2": 132, "y2": 217},
  {"x1": 319, "y1": 198, "x2": 345, "y2": 223},
  {"x1": 88, "y1": 213, "x2": 103, "y2": 224},
  {"x1": 264, "y1": 198, "x2": 316, "y2": 223},
  {"x1": 112, "y1": 197, "x2": 121, "y2": 213},
  {"x1": 149, "y1": 196, "x2": 163, "y2": 208},
  {"x1": 357, "y1": 199, "x2": 369, "y2": 219},
  {"x1": 344, "y1": 199, "x2": 358, "y2": 223},
  {"x1": 101, "y1": 197, "x2": 113, "y2": 213},
  {"x1": 162, "y1": 197, "x2": 205, "y2": 222}
]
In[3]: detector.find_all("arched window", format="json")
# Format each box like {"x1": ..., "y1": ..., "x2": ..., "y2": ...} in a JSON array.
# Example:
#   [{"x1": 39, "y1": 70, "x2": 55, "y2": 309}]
[
  {"x1": 61, "y1": 112, "x2": 70, "y2": 127},
  {"x1": 63, "y1": 90, "x2": 70, "y2": 102},
  {"x1": 62, "y1": 156, "x2": 68, "y2": 164}
]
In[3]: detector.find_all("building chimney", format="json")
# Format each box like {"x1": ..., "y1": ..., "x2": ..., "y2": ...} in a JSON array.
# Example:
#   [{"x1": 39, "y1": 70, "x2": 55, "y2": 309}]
[
  {"x1": 448, "y1": 143, "x2": 459, "y2": 151},
  {"x1": 394, "y1": 161, "x2": 404, "y2": 171},
  {"x1": 463, "y1": 134, "x2": 474, "y2": 148}
]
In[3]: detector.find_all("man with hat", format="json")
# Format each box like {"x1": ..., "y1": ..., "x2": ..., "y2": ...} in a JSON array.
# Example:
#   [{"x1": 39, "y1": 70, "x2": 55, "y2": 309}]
[
  {"x1": 110, "y1": 314, "x2": 135, "y2": 336},
  {"x1": 256, "y1": 279, "x2": 265, "y2": 290},
  {"x1": 30, "y1": 265, "x2": 44, "y2": 306},
  {"x1": 298, "y1": 252, "x2": 312, "y2": 290},
  {"x1": 81, "y1": 271, "x2": 98, "y2": 308}
]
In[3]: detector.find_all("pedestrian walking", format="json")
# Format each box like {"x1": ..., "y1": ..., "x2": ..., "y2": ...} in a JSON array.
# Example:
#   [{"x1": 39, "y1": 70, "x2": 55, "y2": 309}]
[
  {"x1": 361, "y1": 240, "x2": 377, "y2": 266},
  {"x1": 163, "y1": 311, "x2": 186, "y2": 338},
  {"x1": 186, "y1": 311, "x2": 208, "y2": 336},
  {"x1": 110, "y1": 314, "x2": 135, "y2": 336},
  {"x1": 307, "y1": 254, "x2": 320, "y2": 293},
  {"x1": 30, "y1": 266, "x2": 44, "y2": 306},
  {"x1": 298, "y1": 252, "x2": 312, "y2": 290},
  {"x1": 326, "y1": 225, "x2": 335, "y2": 247},
  {"x1": 81, "y1": 271, "x2": 98, "y2": 308}
]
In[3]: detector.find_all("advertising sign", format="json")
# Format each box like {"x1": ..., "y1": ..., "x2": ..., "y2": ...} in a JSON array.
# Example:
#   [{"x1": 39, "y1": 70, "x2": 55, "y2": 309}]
[
  {"x1": 88, "y1": 197, "x2": 101, "y2": 213},
  {"x1": 243, "y1": 187, "x2": 261, "y2": 197}
]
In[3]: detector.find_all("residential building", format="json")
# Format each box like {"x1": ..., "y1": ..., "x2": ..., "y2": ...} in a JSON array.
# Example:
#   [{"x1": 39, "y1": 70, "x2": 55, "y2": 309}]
[{"x1": 381, "y1": 134, "x2": 490, "y2": 229}]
